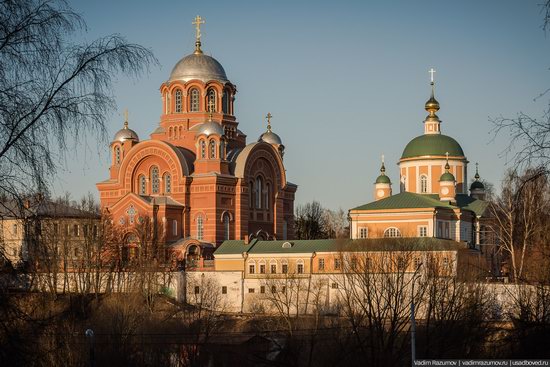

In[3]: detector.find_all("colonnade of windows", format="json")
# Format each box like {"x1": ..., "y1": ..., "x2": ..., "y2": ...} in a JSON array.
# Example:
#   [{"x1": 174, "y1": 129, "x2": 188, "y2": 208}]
[
  {"x1": 165, "y1": 87, "x2": 232, "y2": 115},
  {"x1": 137, "y1": 166, "x2": 172, "y2": 196},
  {"x1": 198, "y1": 138, "x2": 226, "y2": 160},
  {"x1": 249, "y1": 176, "x2": 272, "y2": 210}
]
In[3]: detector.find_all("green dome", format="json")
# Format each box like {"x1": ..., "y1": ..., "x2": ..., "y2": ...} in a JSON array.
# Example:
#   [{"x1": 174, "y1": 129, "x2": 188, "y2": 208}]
[
  {"x1": 375, "y1": 174, "x2": 391, "y2": 184},
  {"x1": 401, "y1": 134, "x2": 464, "y2": 159},
  {"x1": 470, "y1": 180, "x2": 485, "y2": 190},
  {"x1": 440, "y1": 172, "x2": 455, "y2": 182}
]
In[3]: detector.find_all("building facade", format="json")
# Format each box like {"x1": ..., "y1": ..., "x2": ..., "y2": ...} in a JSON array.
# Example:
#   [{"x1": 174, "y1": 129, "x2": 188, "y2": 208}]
[
  {"x1": 96, "y1": 18, "x2": 297, "y2": 262},
  {"x1": 349, "y1": 75, "x2": 490, "y2": 245}
]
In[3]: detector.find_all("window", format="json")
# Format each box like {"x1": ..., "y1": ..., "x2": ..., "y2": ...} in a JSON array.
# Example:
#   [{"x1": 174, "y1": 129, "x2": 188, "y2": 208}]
[
  {"x1": 419, "y1": 226, "x2": 428, "y2": 237},
  {"x1": 350, "y1": 257, "x2": 357, "y2": 270},
  {"x1": 260, "y1": 264, "x2": 266, "y2": 274},
  {"x1": 197, "y1": 215, "x2": 204, "y2": 240},
  {"x1": 359, "y1": 227, "x2": 368, "y2": 239},
  {"x1": 264, "y1": 183, "x2": 270, "y2": 210},
  {"x1": 164, "y1": 173, "x2": 171, "y2": 194},
  {"x1": 384, "y1": 227, "x2": 401, "y2": 238},
  {"x1": 222, "y1": 286, "x2": 227, "y2": 294},
  {"x1": 223, "y1": 213, "x2": 230, "y2": 240},
  {"x1": 420, "y1": 175, "x2": 428, "y2": 193},
  {"x1": 207, "y1": 88, "x2": 217, "y2": 112},
  {"x1": 248, "y1": 288, "x2": 255, "y2": 293},
  {"x1": 297, "y1": 262, "x2": 304, "y2": 274},
  {"x1": 271, "y1": 285, "x2": 276, "y2": 293},
  {"x1": 219, "y1": 140, "x2": 225, "y2": 160},
  {"x1": 282, "y1": 263, "x2": 288, "y2": 274},
  {"x1": 260, "y1": 286, "x2": 265, "y2": 294},
  {"x1": 335, "y1": 258, "x2": 341, "y2": 270},
  {"x1": 151, "y1": 166, "x2": 160, "y2": 194},
  {"x1": 331, "y1": 283, "x2": 338, "y2": 289},
  {"x1": 53, "y1": 223, "x2": 59, "y2": 235},
  {"x1": 318, "y1": 258, "x2": 325, "y2": 271},
  {"x1": 12, "y1": 224, "x2": 17, "y2": 235},
  {"x1": 200, "y1": 140, "x2": 206, "y2": 159},
  {"x1": 172, "y1": 220, "x2": 177, "y2": 236},
  {"x1": 281, "y1": 286, "x2": 286, "y2": 293},
  {"x1": 115, "y1": 146, "x2": 121, "y2": 164},
  {"x1": 209, "y1": 140, "x2": 216, "y2": 159},
  {"x1": 397, "y1": 257, "x2": 406, "y2": 271},
  {"x1": 73, "y1": 224, "x2": 79, "y2": 237},
  {"x1": 194, "y1": 286, "x2": 200, "y2": 294},
  {"x1": 222, "y1": 90, "x2": 229, "y2": 113},
  {"x1": 270, "y1": 263, "x2": 277, "y2": 274},
  {"x1": 190, "y1": 88, "x2": 199, "y2": 112},
  {"x1": 74, "y1": 247, "x2": 80, "y2": 258},
  {"x1": 443, "y1": 257, "x2": 450, "y2": 267},
  {"x1": 139, "y1": 175, "x2": 146, "y2": 195},
  {"x1": 174, "y1": 89, "x2": 182, "y2": 113},
  {"x1": 255, "y1": 176, "x2": 263, "y2": 209},
  {"x1": 83, "y1": 225, "x2": 89, "y2": 237},
  {"x1": 414, "y1": 257, "x2": 422, "y2": 269},
  {"x1": 249, "y1": 263, "x2": 255, "y2": 274},
  {"x1": 165, "y1": 92, "x2": 169, "y2": 113}
]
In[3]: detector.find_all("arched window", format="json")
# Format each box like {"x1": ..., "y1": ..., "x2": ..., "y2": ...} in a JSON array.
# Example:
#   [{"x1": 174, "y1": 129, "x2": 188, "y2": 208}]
[
  {"x1": 151, "y1": 166, "x2": 160, "y2": 194},
  {"x1": 222, "y1": 90, "x2": 229, "y2": 113},
  {"x1": 175, "y1": 89, "x2": 182, "y2": 113},
  {"x1": 189, "y1": 88, "x2": 199, "y2": 112},
  {"x1": 200, "y1": 140, "x2": 206, "y2": 159},
  {"x1": 165, "y1": 93, "x2": 169, "y2": 114},
  {"x1": 209, "y1": 140, "x2": 216, "y2": 159},
  {"x1": 207, "y1": 88, "x2": 217, "y2": 112},
  {"x1": 223, "y1": 213, "x2": 230, "y2": 240},
  {"x1": 265, "y1": 183, "x2": 271, "y2": 210},
  {"x1": 164, "y1": 173, "x2": 171, "y2": 194},
  {"x1": 197, "y1": 215, "x2": 204, "y2": 240},
  {"x1": 384, "y1": 227, "x2": 401, "y2": 238},
  {"x1": 139, "y1": 175, "x2": 146, "y2": 195},
  {"x1": 255, "y1": 177, "x2": 263, "y2": 209},
  {"x1": 169, "y1": 127, "x2": 173, "y2": 139},
  {"x1": 114, "y1": 146, "x2": 121, "y2": 164},
  {"x1": 420, "y1": 175, "x2": 428, "y2": 193},
  {"x1": 172, "y1": 220, "x2": 178, "y2": 236},
  {"x1": 296, "y1": 259, "x2": 304, "y2": 274}
]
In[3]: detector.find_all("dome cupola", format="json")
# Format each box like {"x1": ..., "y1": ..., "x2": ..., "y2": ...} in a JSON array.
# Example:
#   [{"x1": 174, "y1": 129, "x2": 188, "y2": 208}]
[
  {"x1": 258, "y1": 112, "x2": 285, "y2": 156},
  {"x1": 469, "y1": 163, "x2": 486, "y2": 200},
  {"x1": 113, "y1": 110, "x2": 139, "y2": 143},
  {"x1": 438, "y1": 153, "x2": 456, "y2": 202},
  {"x1": 374, "y1": 156, "x2": 392, "y2": 201}
]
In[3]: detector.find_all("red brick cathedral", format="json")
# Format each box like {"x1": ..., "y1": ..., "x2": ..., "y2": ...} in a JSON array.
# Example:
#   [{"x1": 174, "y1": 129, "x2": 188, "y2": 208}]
[{"x1": 97, "y1": 16, "x2": 296, "y2": 259}]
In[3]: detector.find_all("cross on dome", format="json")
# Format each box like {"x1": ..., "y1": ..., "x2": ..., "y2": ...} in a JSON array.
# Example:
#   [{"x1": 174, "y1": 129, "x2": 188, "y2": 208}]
[
  {"x1": 123, "y1": 108, "x2": 129, "y2": 128},
  {"x1": 429, "y1": 68, "x2": 436, "y2": 83},
  {"x1": 192, "y1": 15, "x2": 205, "y2": 41},
  {"x1": 266, "y1": 112, "x2": 273, "y2": 132}
]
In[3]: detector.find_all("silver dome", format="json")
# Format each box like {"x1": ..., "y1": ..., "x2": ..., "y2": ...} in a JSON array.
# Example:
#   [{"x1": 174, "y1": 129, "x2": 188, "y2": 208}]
[
  {"x1": 113, "y1": 126, "x2": 139, "y2": 142},
  {"x1": 195, "y1": 121, "x2": 224, "y2": 136},
  {"x1": 258, "y1": 131, "x2": 282, "y2": 145},
  {"x1": 169, "y1": 53, "x2": 228, "y2": 83}
]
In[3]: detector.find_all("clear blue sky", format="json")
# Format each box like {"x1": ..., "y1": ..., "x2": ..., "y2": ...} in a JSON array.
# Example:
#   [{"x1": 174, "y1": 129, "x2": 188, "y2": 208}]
[{"x1": 57, "y1": 0, "x2": 550, "y2": 210}]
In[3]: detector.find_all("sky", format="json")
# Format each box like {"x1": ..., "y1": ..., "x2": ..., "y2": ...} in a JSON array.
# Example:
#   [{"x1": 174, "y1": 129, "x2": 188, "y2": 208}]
[{"x1": 57, "y1": 0, "x2": 550, "y2": 210}]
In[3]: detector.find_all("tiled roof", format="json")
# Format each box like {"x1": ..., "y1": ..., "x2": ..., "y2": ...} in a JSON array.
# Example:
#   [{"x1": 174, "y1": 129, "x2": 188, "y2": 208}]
[
  {"x1": 351, "y1": 192, "x2": 488, "y2": 216},
  {"x1": 215, "y1": 237, "x2": 463, "y2": 256},
  {"x1": 0, "y1": 199, "x2": 98, "y2": 219}
]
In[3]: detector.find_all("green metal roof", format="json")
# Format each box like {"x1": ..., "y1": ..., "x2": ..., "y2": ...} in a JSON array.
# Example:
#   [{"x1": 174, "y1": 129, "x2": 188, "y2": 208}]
[
  {"x1": 470, "y1": 180, "x2": 485, "y2": 190},
  {"x1": 351, "y1": 192, "x2": 488, "y2": 216},
  {"x1": 214, "y1": 237, "x2": 463, "y2": 255},
  {"x1": 401, "y1": 134, "x2": 465, "y2": 159},
  {"x1": 375, "y1": 174, "x2": 391, "y2": 184},
  {"x1": 439, "y1": 172, "x2": 456, "y2": 182}
]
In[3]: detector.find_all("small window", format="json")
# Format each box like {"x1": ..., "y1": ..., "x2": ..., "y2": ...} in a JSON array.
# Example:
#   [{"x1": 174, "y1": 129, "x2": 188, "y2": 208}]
[
  {"x1": 331, "y1": 283, "x2": 339, "y2": 289},
  {"x1": 115, "y1": 146, "x2": 121, "y2": 164},
  {"x1": 260, "y1": 264, "x2": 266, "y2": 274},
  {"x1": 139, "y1": 175, "x2": 146, "y2": 195},
  {"x1": 443, "y1": 257, "x2": 450, "y2": 267},
  {"x1": 74, "y1": 247, "x2": 80, "y2": 258},
  {"x1": 270, "y1": 264, "x2": 277, "y2": 274},
  {"x1": 190, "y1": 88, "x2": 199, "y2": 112},
  {"x1": 282, "y1": 264, "x2": 288, "y2": 274},
  {"x1": 359, "y1": 227, "x2": 368, "y2": 239},
  {"x1": 53, "y1": 223, "x2": 59, "y2": 235},
  {"x1": 318, "y1": 258, "x2": 325, "y2": 271},
  {"x1": 73, "y1": 224, "x2": 79, "y2": 237},
  {"x1": 194, "y1": 286, "x2": 200, "y2": 294},
  {"x1": 200, "y1": 140, "x2": 206, "y2": 159},
  {"x1": 83, "y1": 225, "x2": 89, "y2": 237},
  {"x1": 222, "y1": 286, "x2": 227, "y2": 294},
  {"x1": 164, "y1": 173, "x2": 171, "y2": 194},
  {"x1": 334, "y1": 258, "x2": 341, "y2": 270},
  {"x1": 197, "y1": 215, "x2": 204, "y2": 240},
  {"x1": 223, "y1": 213, "x2": 230, "y2": 240},
  {"x1": 207, "y1": 88, "x2": 217, "y2": 112},
  {"x1": 222, "y1": 90, "x2": 229, "y2": 113},
  {"x1": 297, "y1": 262, "x2": 304, "y2": 274},
  {"x1": 12, "y1": 224, "x2": 17, "y2": 235},
  {"x1": 175, "y1": 89, "x2": 182, "y2": 113},
  {"x1": 172, "y1": 220, "x2": 178, "y2": 236},
  {"x1": 281, "y1": 286, "x2": 286, "y2": 293},
  {"x1": 249, "y1": 263, "x2": 255, "y2": 274},
  {"x1": 255, "y1": 176, "x2": 263, "y2": 209},
  {"x1": 271, "y1": 285, "x2": 276, "y2": 293},
  {"x1": 209, "y1": 140, "x2": 216, "y2": 159},
  {"x1": 248, "y1": 288, "x2": 255, "y2": 294},
  {"x1": 151, "y1": 166, "x2": 160, "y2": 194},
  {"x1": 419, "y1": 226, "x2": 428, "y2": 237},
  {"x1": 420, "y1": 175, "x2": 428, "y2": 193},
  {"x1": 414, "y1": 257, "x2": 422, "y2": 269},
  {"x1": 397, "y1": 258, "x2": 406, "y2": 271},
  {"x1": 260, "y1": 286, "x2": 265, "y2": 294},
  {"x1": 350, "y1": 257, "x2": 357, "y2": 270}
]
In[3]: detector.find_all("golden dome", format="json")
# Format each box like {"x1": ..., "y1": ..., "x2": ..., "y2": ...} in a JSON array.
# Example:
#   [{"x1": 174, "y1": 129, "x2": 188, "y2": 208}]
[{"x1": 425, "y1": 83, "x2": 440, "y2": 114}]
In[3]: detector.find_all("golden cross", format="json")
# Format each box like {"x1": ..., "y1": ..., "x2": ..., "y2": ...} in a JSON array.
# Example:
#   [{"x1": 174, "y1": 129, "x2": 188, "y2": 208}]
[
  {"x1": 192, "y1": 15, "x2": 205, "y2": 41},
  {"x1": 124, "y1": 108, "x2": 129, "y2": 128},
  {"x1": 429, "y1": 68, "x2": 436, "y2": 83},
  {"x1": 266, "y1": 112, "x2": 272, "y2": 131},
  {"x1": 381, "y1": 154, "x2": 385, "y2": 164}
]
